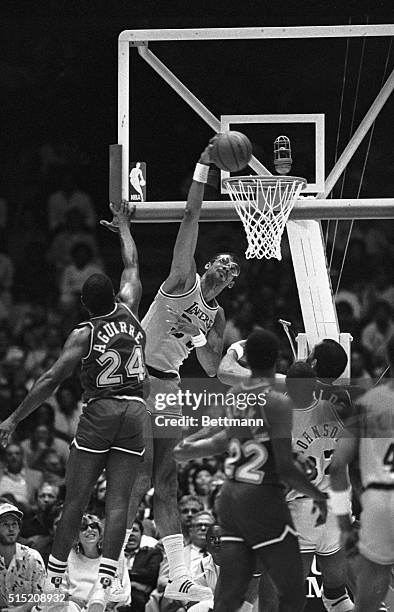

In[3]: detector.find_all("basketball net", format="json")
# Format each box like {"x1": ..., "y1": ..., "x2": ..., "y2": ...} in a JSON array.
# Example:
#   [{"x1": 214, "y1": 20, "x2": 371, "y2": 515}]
[{"x1": 223, "y1": 176, "x2": 306, "y2": 260}]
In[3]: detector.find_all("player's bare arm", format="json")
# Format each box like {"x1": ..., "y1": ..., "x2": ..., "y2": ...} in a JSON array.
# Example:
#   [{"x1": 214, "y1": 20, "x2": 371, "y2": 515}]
[
  {"x1": 162, "y1": 141, "x2": 215, "y2": 295},
  {"x1": 112, "y1": 201, "x2": 142, "y2": 315},
  {"x1": 329, "y1": 435, "x2": 358, "y2": 534},
  {"x1": 0, "y1": 327, "x2": 90, "y2": 446},
  {"x1": 266, "y1": 394, "x2": 328, "y2": 523},
  {"x1": 195, "y1": 306, "x2": 226, "y2": 376},
  {"x1": 217, "y1": 340, "x2": 250, "y2": 385},
  {"x1": 173, "y1": 429, "x2": 228, "y2": 462},
  {"x1": 166, "y1": 305, "x2": 225, "y2": 377}
]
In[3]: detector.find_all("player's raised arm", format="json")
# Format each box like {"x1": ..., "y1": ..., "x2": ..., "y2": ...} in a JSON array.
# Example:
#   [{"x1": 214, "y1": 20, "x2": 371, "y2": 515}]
[
  {"x1": 162, "y1": 141, "x2": 215, "y2": 294},
  {"x1": 0, "y1": 327, "x2": 90, "y2": 446},
  {"x1": 112, "y1": 201, "x2": 142, "y2": 316}
]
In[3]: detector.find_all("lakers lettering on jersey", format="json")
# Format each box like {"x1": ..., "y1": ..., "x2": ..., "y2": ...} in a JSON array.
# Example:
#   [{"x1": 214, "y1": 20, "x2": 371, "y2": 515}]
[
  {"x1": 357, "y1": 384, "x2": 394, "y2": 488},
  {"x1": 142, "y1": 275, "x2": 218, "y2": 373},
  {"x1": 288, "y1": 397, "x2": 345, "y2": 500},
  {"x1": 224, "y1": 383, "x2": 281, "y2": 488},
  {"x1": 79, "y1": 302, "x2": 147, "y2": 402}
]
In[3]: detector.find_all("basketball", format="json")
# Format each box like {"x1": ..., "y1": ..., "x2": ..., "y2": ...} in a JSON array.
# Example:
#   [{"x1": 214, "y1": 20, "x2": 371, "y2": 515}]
[{"x1": 211, "y1": 131, "x2": 253, "y2": 172}]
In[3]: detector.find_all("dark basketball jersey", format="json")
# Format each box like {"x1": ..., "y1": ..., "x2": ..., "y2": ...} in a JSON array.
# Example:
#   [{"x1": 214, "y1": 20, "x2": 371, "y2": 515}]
[
  {"x1": 78, "y1": 302, "x2": 147, "y2": 402},
  {"x1": 223, "y1": 381, "x2": 282, "y2": 487}
]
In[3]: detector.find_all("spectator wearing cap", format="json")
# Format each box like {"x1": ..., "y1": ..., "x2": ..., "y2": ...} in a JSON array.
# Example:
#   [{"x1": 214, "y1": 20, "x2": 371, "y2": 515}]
[
  {"x1": 0, "y1": 444, "x2": 43, "y2": 514},
  {"x1": 0, "y1": 502, "x2": 46, "y2": 611}
]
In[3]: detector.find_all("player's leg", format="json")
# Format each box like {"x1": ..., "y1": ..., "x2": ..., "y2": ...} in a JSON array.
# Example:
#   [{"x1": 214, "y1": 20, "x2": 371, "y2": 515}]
[
  {"x1": 319, "y1": 550, "x2": 354, "y2": 612},
  {"x1": 257, "y1": 573, "x2": 278, "y2": 612},
  {"x1": 301, "y1": 552, "x2": 315, "y2": 580},
  {"x1": 88, "y1": 448, "x2": 143, "y2": 612},
  {"x1": 255, "y1": 534, "x2": 306, "y2": 612},
  {"x1": 126, "y1": 410, "x2": 153, "y2": 527},
  {"x1": 48, "y1": 447, "x2": 106, "y2": 582},
  {"x1": 152, "y1": 433, "x2": 181, "y2": 536},
  {"x1": 213, "y1": 541, "x2": 255, "y2": 612},
  {"x1": 152, "y1": 431, "x2": 212, "y2": 602},
  {"x1": 353, "y1": 556, "x2": 391, "y2": 612}
]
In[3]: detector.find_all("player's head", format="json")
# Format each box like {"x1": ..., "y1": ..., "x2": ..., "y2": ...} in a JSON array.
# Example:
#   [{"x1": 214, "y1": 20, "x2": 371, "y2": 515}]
[
  {"x1": 245, "y1": 329, "x2": 279, "y2": 375},
  {"x1": 307, "y1": 338, "x2": 348, "y2": 382},
  {"x1": 386, "y1": 334, "x2": 394, "y2": 371},
  {"x1": 81, "y1": 274, "x2": 115, "y2": 316},
  {"x1": 286, "y1": 361, "x2": 316, "y2": 408},
  {"x1": 202, "y1": 252, "x2": 241, "y2": 291}
]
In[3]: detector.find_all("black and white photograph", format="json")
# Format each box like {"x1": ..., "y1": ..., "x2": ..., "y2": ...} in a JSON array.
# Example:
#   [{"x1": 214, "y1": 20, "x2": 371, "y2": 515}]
[{"x1": 0, "y1": 2, "x2": 393, "y2": 612}]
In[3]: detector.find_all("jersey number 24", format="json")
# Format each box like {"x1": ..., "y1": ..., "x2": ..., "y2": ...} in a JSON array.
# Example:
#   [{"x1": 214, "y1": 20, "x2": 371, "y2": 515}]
[{"x1": 96, "y1": 347, "x2": 145, "y2": 387}]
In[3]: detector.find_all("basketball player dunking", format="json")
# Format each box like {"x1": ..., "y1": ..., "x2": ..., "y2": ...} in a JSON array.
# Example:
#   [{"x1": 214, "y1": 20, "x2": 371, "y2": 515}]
[
  {"x1": 103, "y1": 137, "x2": 241, "y2": 602},
  {"x1": 174, "y1": 329, "x2": 328, "y2": 612},
  {"x1": 0, "y1": 201, "x2": 148, "y2": 612}
]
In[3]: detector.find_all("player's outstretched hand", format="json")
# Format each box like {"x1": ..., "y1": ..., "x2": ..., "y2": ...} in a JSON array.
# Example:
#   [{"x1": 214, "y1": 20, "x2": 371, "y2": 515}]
[
  {"x1": 312, "y1": 495, "x2": 328, "y2": 527},
  {"x1": 199, "y1": 135, "x2": 219, "y2": 165},
  {"x1": 0, "y1": 418, "x2": 16, "y2": 449},
  {"x1": 166, "y1": 306, "x2": 200, "y2": 336},
  {"x1": 100, "y1": 201, "x2": 135, "y2": 232}
]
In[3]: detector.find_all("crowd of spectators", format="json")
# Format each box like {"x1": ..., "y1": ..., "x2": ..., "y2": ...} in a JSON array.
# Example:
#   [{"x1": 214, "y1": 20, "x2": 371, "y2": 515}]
[{"x1": 0, "y1": 152, "x2": 393, "y2": 610}]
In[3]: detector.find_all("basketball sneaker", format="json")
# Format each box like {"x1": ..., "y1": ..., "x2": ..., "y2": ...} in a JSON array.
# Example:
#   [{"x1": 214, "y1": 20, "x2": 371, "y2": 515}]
[
  {"x1": 164, "y1": 576, "x2": 213, "y2": 602},
  {"x1": 87, "y1": 577, "x2": 112, "y2": 612},
  {"x1": 322, "y1": 593, "x2": 354, "y2": 612}
]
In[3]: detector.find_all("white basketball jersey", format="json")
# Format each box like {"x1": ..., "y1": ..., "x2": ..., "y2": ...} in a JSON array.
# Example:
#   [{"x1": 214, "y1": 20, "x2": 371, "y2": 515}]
[
  {"x1": 357, "y1": 384, "x2": 394, "y2": 488},
  {"x1": 142, "y1": 274, "x2": 218, "y2": 373},
  {"x1": 287, "y1": 398, "x2": 345, "y2": 500}
]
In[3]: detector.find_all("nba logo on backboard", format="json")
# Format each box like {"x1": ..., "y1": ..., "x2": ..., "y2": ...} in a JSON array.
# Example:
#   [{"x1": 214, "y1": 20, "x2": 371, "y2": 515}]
[{"x1": 129, "y1": 162, "x2": 146, "y2": 202}]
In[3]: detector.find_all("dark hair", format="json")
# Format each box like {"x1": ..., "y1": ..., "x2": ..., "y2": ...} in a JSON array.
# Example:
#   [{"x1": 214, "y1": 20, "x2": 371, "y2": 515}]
[
  {"x1": 81, "y1": 274, "x2": 114, "y2": 315},
  {"x1": 192, "y1": 465, "x2": 214, "y2": 488},
  {"x1": 387, "y1": 335, "x2": 394, "y2": 369},
  {"x1": 374, "y1": 300, "x2": 392, "y2": 316},
  {"x1": 132, "y1": 518, "x2": 144, "y2": 534},
  {"x1": 245, "y1": 329, "x2": 279, "y2": 372},
  {"x1": 312, "y1": 339, "x2": 348, "y2": 381},
  {"x1": 286, "y1": 361, "x2": 316, "y2": 407}
]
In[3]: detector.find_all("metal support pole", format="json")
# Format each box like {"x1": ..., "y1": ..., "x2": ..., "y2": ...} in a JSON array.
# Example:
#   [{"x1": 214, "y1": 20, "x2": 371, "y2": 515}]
[
  {"x1": 319, "y1": 67, "x2": 394, "y2": 199},
  {"x1": 137, "y1": 46, "x2": 271, "y2": 176}
]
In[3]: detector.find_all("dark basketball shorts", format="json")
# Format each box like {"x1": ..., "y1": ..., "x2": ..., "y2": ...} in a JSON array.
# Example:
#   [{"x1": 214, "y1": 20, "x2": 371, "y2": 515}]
[
  {"x1": 217, "y1": 480, "x2": 297, "y2": 550},
  {"x1": 72, "y1": 396, "x2": 147, "y2": 455}
]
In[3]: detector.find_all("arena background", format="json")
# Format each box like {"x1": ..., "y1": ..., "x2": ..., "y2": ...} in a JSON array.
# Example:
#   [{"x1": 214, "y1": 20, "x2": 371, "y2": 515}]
[{"x1": 0, "y1": 1, "x2": 393, "y2": 610}]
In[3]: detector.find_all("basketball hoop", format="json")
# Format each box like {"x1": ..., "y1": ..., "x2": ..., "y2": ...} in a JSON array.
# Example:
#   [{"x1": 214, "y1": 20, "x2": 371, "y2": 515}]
[{"x1": 223, "y1": 175, "x2": 307, "y2": 260}]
